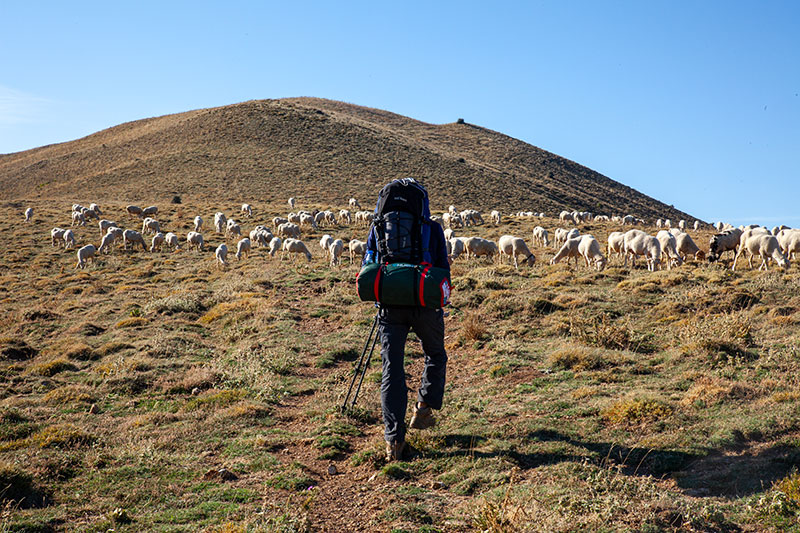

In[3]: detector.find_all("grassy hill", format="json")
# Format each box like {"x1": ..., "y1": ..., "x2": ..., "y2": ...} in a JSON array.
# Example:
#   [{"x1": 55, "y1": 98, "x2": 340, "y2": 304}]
[{"x1": 0, "y1": 97, "x2": 693, "y2": 223}]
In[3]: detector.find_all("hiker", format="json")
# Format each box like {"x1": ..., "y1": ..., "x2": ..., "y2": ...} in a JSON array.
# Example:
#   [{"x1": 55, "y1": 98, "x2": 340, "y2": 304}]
[{"x1": 362, "y1": 178, "x2": 450, "y2": 461}]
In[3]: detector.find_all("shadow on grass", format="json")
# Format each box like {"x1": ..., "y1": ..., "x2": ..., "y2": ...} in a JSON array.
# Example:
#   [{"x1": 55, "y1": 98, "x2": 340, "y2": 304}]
[{"x1": 429, "y1": 429, "x2": 799, "y2": 498}]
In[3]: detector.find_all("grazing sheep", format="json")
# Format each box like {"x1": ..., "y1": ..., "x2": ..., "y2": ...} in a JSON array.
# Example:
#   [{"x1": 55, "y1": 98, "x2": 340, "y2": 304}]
[
  {"x1": 607, "y1": 231, "x2": 625, "y2": 262},
  {"x1": 288, "y1": 197, "x2": 296, "y2": 209},
  {"x1": 252, "y1": 229, "x2": 273, "y2": 248},
  {"x1": 226, "y1": 222, "x2": 242, "y2": 240},
  {"x1": 142, "y1": 206, "x2": 158, "y2": 217},
  {"x1": 241, "y1": 203, "x2": 252, "y2": 217},
  {"x1": 89, "y1": 203, "x2": 102, "y2": 216},
  {"x1": 772, "y1": 225, "x2": 791, "y2": 236},
  {"x1": 349, "y1": 239, "x2": 367, "y2": 263},
  {"x1": 24, "y1": 207, "x2": 33, "y2": 222},
  {"x1": 550, "y1": 237, "x2": 582, "y2": 266},
  {"x1": 734, "y1": 234, "x2": 789, "y2": 271},
  {"x1": 674, "y1": 232, "x2": 704, "y2": 261},
  {"x1": 278, "y1": 222, "x2": 301, "y2": 239},
  {"x1": 778, "y1": 229, "x2": 800, "y2": 260},
  {"x1": 194, "y1": 216, "x2": 203, "y2": 232},
  {"x1": 329, "y1": 239, "x2": 344, "y2": 266},
  {"x1": 656, "y1": 230, "x2": 684, "y2": 270},
  {"x1": 730, "y1": 228, "x2": 770, "y2": 270},
  {"x1": 708, "y1": 228, "x2": 743, "y2": 262},
  {"x1": 141, "y1": 217, "x2": 160, "y2": 235},
  {"x1": 214, "y1": 212, "x2": 227, "y2": 233},
  {"x1": 186, "y1": 231, "x2": 204, "y2": 252},
  {"x1": 444, "y1": 228, "x2": 456, "y2": 240},
  {"x1": 281, "y1": 238, "x2": 312, "y2": 262},
  {"x1": 532, "y1": 226, "x2": 549, "y2": 247},
  {"x1": 338, "y1": 209, "x2": 352, "y2": 225},
  {"x1": 215, "y1": 244, "x2": 229, "y2": 267},
  {"x1": 51, "y1": 227, "x2": 66, "y2": 247},
  {"x1": 320, "y1": 234, "x2": 334, "y2": 259},
  {"x1": 122, "y1": 230, "x2": 147, "y2": 251},
  {"x1": 324, "y1": 211, "x2": 337, "y2": 226},
  {"x1": 273, "y1": 216, "x2": 288, "y2": 228},
  {"x1": 63, "y1": 229, "x2": 76, "y2": 250},
  {"x1": 235, "y1": 238, "x2": 251, "y2": 260},
  {"x1": 299, "y1": 213, "x2": 317, "y2": 230},
  {"x1": 490, "y1": 210, "x2": 501, "y2": 225},
  {"x1": 98, "y1": 232, "x2": 117, "y2": 254},
  {"x1": 268, "y1": 237, "x2": 282, "y2": 257},
  {"x1": 498, "y1": 235, "x2": 535, "y2": 269},
  {"x1": 464, "y1": 237, "x2": 498, "y2": 261},
  {"x1": 165, "y1": 232, "x2": 180, "y2": 250},
  {"x1": 623, "y1": 230, "x2": 661, "y2": 271},
  {"x1": 75, "y1": 244, "x2": 97, "y2": 269},
  {"x1": 150, "y1": 232, "x2": 165, "y2": 253},
  {"x1": 448, "y1": 237, "x2": 466, "y2": 261},
  {"x1": 287, "y1": 212, "x2": 301, "y2": 225},
  {"x1": 622, "y1": 215, "x2": 636, "y2": 226},
  {"x1": 349, "y1": 198, "x2": 361, "y2": 210},
  {"x1": 693, "y1": 220, "x2": 701, "y2": 231},
  {"x1": 126, "y1": 205, "x2": 142, "y2": 217},
  {"x1": 81, "y1": 208, "x2": 99, "y2": 221},
  {"x1": 656, "y1": 219, "x2": 664, "y2": 229},
  {"x1": 98, "y1": 219, "x2": 118, "y2": 235},
  {"x1": 554, "y1": 228, "x2": 579, "y2": 248},
  {"x1": 578, "y1": 235, "x2": 606, "y2": 271},
  {"x1": 559, "y1": 210, "x2": 572, "y2": 223},
  {"x1": 678, "y1": 220, "x2": 687, "y2": 231},
  {"x1": 594, "y1": 215, "x2": 610, "y2": 222},
  {"x1": 71, "y1": 211, "x2": 85, "y2": 227}
]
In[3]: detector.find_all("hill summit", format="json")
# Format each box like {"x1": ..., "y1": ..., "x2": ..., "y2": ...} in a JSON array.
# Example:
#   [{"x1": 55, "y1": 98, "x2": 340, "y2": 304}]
[{"x1": 0, "y1": 97, "x2": 692, "y2": 220}]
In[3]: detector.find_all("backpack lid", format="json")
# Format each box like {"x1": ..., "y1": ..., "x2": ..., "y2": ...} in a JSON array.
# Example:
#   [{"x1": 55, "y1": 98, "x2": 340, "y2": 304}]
[{"x1": 374, "y1": 178, "x2": 430, "y2": 220}]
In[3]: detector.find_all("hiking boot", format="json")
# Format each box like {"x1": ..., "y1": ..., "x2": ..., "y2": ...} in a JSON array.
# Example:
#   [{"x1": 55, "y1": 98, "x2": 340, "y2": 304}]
[
  {"x1": 385, "y1": 440, "x2": 406, "y2": 462},
  {"x1": 409, "y1": 405, "x2": 436, "y2": 430}
]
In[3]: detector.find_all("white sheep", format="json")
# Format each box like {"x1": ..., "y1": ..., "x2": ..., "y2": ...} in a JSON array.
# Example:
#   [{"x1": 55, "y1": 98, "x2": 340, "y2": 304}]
[
  {"x1": 490, "y1": 210, "x2": 501, "y2": 225},
  {"x1": 778, "y1": 229, "x2": 800, "y2": 260},
  {"x1": 214, "y1": 212, "x2": 227, "y2": 233},
  {"x1": 320, "y1": 234, "x2": 334, "y2": 260},
  {"x1": 338, "y1": 210, "x2": 352, "y2": 225},
  {"x1": 241, "y1": 203, "x2": 253, "y2": 217},
  {"x1": 98, "y1": 219, "x2": 118, "y2": 235},
  {"x1": 288, "y1": 198, "x2": 296, "y2": 209},
  {"x1": 63, "y1": 229, "x2": 76, "y2": 249},
  {"x1": 165, "y1": 232, "x2": 180, "y2": 250},
  {"x1": 268, "y1": 237, "x2": 282, "y2": 257},
  {"x1": 186, "y1": 231, "x2": 204, "y2": 252},
  {"x1": 288, "y1": 212, "x2": 301, "y2": 225},
  {"x1": 498, "y1": 235, "x2": 535, "y2": 269},
  {"x1": 734, "y1": 234, "x2": 789, "y2": 271},
  {"x1": 71, "y1": 211, "x2": 85, "y2": 227},
  {"x1": 607, "y1": 231, "x2": 625, "y2": 262},
  {"x1": 215, "y1": 243, "x2": 229, "y2": 268},
  {"x1": 532, "y1": 226, "x2": 549, "y2": 247},
  {"x1": 226, "y1": 222, "x2": 242, "y2": 240},
  {"x1": 299, "y1": 213, "x2": 317, "y2": 230},
  {"x1": 554, "y1": 228, "x2": 579, "y2": 248},
  {"x1": 348, "y1": 239, "x2": 367, "y2": 263},
  {"x1": 24, "y1": 207, "x2": 33, "y2": 222},
  {"x1": 122, "y1": 230, "x2": 147, "y2": 251},
  {"x1": 578, "y1": 235, "x2": 606, "y2": 271},
  {"x1": 273, "y1": 216, "x2": 288, "y2": 228},
  {"x1": 448, "y1": 237, "x2": 466, "y2": 261},
  {"x1": 126, "y1": 205, "x2": 143, "y2": 218},
  {"x1": 141, "y1": 217, "x2": 160, "y2": 235},
  {"x1": 51, "y1": 227, "x2": 66, "y2": 247},
  {"x1": 622, "y1": 215, "x2": 636, "y2": 226},
  {"x1": 150, "y1": 232, "x2": 165, "y2": 253},
  {"x1": 194, "y1": 216, "x2": 203, "y2": 232},
  {"x1": 656, "y1": 230, "x2": 684, "y2": 270},
  {"x1": 98, "y1": 231, "x2": 117, "y2": 254},
  {"x1": 81, "y1": 208, "x2": 99, "y2": 221},
  {"x1": 623, "y1": 230, "x2": 661, "y2": 271},
  {"x1": 329, "y1": 239, "x2": 344, "y2": 266},
  {"x1": 235, "y1": 238, "x2": 251, "y2": 260},
  {"x1": 278, "y1": 222, "x2": 301, "y2": 239},
  {"x1": 693, "y1": 220, "x2": 701, "y2": 231},
  {"x1": 550, "y1": 237, "x2": 582, "y2": 266},
  {"x1": 281, "y1": 238, "x2": 312, "y2": 262},
  {"x1": 656, "y1": 219, "x2": 664, "y2": 229},
  {"x1": 464, "y1": 237, "x2": 498, "y2": 261},
  {"x1": 675, "y1": 232, "x2": 704, "y2": 261},
  {"x1": 142, "y1": 206, "x2": 158, "y2": 217},
  {"x1": 349, "y1": 198, "x2": 361, "y2": 210},
  {"x1": 89, "y1": 203, "x2": 102, "y2": 216},
  {"x1": 730, "y1": 228, "x2": 770, "y2": 269},
  {"x1": 678, "y1": 220, "x2": 687, "y2": 231},
  {"x1": 444, "y1": 228, "x2": 456, "y2": 240},
  {"x1": 708, "y1": 228, "x2": 743, "y2": 262},
  {"x1": 559, "y1": 210, "x2": 572, "y2": 223},
  {"x1": 75, "y1": 244, "x2": 97, "y2": 269}
]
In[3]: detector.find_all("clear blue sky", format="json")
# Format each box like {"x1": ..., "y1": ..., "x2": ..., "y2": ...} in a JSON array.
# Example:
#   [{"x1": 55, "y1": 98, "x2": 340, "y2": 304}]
[{"x1": 2, "y1": 1, "x2": 798, "y2": 226}]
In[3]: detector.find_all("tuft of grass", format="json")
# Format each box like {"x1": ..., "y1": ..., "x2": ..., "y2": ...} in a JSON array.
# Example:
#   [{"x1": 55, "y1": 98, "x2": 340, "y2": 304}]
[
  {"x1": 145, "y1": 292, "x2": 205, "y2": 315},
  {"x1": 26, "y1": 358, "x2": 75, "y2": 376},
  {"x1": 95, "y1": 341, "x2": 135, "y2": 356},
  {"x1": 602, "y1": 397, "x2": 673, "y2": 425},
  {"x1": 548, "y1": 345, "x2": 606, "y2": 371},
  {"x1": 184, "y1": 389, "x2": 248, "y2": 411},
  {"x1": 266, "y1": 463, "x2": 316, "y2": 492},
  {"x1": 115, "y1": 317, "x2": 147, "y2": 328},
  {"x1": 43, "y1": 385, "x2": 95, "y2": 406},
  {"x1": 381, "y1": 462, "x2": 411, "y2": 480},
  {"x1": 28, "y1": 424, "x2": 94, "y2": 449},
  {"x1": 0, "y1": 338, "x2": 37, "y2": 360},
  {"x1": 460, "y1": 312, "x2": 488, "y2": 342}
]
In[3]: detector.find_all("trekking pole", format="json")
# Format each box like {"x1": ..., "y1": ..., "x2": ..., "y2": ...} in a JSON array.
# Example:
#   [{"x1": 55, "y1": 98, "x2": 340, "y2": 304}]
[{"x1": 341, "y1": 310, "x2": 380, "y2": 412}]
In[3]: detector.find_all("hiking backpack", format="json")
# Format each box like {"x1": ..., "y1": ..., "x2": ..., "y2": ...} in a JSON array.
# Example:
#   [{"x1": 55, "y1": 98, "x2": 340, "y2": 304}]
[{"x1": 372, "y1": 178, "x2": 432, "y2": 265}]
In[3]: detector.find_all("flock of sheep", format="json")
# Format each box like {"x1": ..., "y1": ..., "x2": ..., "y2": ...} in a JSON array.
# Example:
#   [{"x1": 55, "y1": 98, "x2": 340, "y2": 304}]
[{"x1": 24, "y1": 200, "x2": 799, "y2": 274}]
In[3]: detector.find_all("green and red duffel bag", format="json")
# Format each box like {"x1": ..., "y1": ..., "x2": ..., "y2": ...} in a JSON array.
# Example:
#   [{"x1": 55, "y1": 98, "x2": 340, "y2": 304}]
[{"x1": 356, "y1": 262, "x2": 451, "y2": 308}]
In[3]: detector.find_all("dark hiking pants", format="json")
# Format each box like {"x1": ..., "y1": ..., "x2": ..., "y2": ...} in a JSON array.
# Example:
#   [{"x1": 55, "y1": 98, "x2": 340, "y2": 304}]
[{"x1": 378, "y1": 306, "x2": 447, "y2": 444}]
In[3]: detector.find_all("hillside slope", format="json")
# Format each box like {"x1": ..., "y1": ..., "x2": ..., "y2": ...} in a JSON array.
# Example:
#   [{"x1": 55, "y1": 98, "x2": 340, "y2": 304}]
[{"x1": 0, "y1": 97, "x2": 693, "y2": 220}]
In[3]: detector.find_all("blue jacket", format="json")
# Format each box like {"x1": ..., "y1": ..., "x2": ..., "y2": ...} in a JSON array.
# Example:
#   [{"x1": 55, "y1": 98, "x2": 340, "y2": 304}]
[{"x1": 364, "y1": 221, "x2": 450, "y2": 273}]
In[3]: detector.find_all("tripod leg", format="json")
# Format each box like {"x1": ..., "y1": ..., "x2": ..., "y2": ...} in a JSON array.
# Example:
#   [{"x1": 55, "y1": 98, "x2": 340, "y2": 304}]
[
  {"x1": 350, "y1": 321, "x2": 380, "y2": 409},
  {"x1": 341, "y1": 312, "x2": 378, "y2": 412}
]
